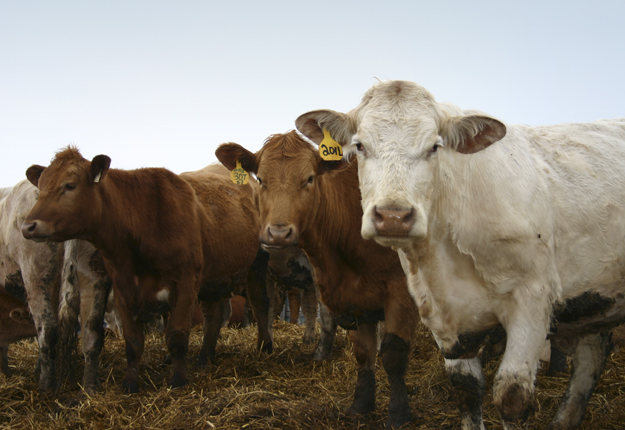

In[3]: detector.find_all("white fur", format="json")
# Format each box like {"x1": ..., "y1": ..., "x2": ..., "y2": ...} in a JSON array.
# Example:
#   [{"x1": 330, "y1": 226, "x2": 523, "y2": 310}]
[{"x1": 307, "y1": 80, "x2": 625, "y2": 427}]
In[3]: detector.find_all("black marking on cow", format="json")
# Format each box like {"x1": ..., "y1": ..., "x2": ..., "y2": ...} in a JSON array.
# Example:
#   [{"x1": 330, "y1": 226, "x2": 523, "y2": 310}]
[
  {"x1": 551, "y1": 291, "x2": 616, "y2": 330},
  {"x1": 444, "y1": 325, "x2": 506, "y2": 360},
  {"x1": 331, "y1": 305, "x2": 385, "y2": 330},
  {"x1": 4, "y1": 271, "x2": 27, "y2": 302},
  {"x1": 448, "y1": 367, "x2": 485, "y2": 428},
  {"x1": 270, "y1": 258, "x2": 314, "y2": 292}
]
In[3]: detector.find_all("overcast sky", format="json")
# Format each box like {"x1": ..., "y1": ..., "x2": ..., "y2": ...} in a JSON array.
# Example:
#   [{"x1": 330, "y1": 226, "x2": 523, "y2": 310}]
[{"x1": 1, "y1": 1, "x2": 623, "y2": 187}]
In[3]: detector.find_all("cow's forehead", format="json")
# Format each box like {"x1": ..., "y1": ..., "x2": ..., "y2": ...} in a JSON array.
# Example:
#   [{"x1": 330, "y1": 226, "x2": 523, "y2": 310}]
[
  {"x1": 41, "y1": 157, "x2": 86, "y2": 188},
  {"x1": 356, "y1": 110, "x2": 440, "y2": 158}
]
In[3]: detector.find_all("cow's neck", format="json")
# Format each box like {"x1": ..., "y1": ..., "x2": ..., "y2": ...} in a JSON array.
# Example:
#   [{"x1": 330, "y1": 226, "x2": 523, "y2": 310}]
[{"x1": 299, "y1": 163, "x2": 368, "y2": 275}]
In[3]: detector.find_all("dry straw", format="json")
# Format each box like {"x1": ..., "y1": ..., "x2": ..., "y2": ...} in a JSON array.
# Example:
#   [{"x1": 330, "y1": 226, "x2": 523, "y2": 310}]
[{"x1": 0, "y1": 321, "x2": 623, "y2": 429}]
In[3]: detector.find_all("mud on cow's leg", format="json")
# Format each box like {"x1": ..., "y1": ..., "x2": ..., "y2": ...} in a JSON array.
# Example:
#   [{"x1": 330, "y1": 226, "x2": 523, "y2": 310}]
[
  {"x1": 313, "y1": 303, "x2": 336, "y2": 361},
  {"x1": 446, "y1": 357, "x2": 486, "y2": 430},
  {"x1": 349, "y1": 323, "x2": 378, "y2": 416},
  {"x1": 197, "y1": 299, "x2": 228, "y2": 367},
  {"x1": 287, "y1": 288, "x2": 302, "y2": 324},
  {"x1": 80, "y1": 278, "x2": 112, "y2": 393},
  {"x1": 547, "y1": 331, "x2": 613, "y2": 430},
  {"x1": 492, "y1": 287, "x2": 551, "y2": 426},
  {"x1": 301, "y1": 288, "x2": 318, "y2": 344}
]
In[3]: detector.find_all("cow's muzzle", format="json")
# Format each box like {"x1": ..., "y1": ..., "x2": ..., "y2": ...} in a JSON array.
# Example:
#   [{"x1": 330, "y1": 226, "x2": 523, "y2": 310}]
[
  {"x1": 373, "y1": 206, "x2": 415, "y2": 236},
  {"x1": 260, "y1": 224, "x2": 299, "y2": 250},
  {"x1": 21, "y1": 220, "x2": 53, "y2": 242}
]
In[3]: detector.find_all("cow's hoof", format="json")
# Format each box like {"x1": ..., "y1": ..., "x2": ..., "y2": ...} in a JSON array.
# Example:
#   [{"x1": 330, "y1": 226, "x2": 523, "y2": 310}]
[
  {"x1": 349, "y1": 398, "x2": 376, "y2": 415},
  {"x1": 122, "y1": 379, "x2": 140, "y2": 394},
  {"x1": 259, "y1": 341, "x2": 273, "y2": 354},
  {"x1": 387, "y1": 410, "x2": 412, "y2": 429},
  {"x1": 303, "y1": 334, "x2": 315, "y2": 344},
  {"x1": 170, "y1": 374, "x2": 188, "y2": 389}
]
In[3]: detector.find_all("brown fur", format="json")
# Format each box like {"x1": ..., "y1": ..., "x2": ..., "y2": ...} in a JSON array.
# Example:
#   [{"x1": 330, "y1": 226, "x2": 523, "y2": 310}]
[
  {"x1": 216, "y1": 131, "x2": 419, "y2": 429},
  {"x1": 22, "y1": 148, "x2": 271, "y2": 392}
]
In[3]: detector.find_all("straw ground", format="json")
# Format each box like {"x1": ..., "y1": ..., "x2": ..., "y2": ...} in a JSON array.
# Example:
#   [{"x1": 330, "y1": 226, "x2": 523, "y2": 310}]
[{"x1": 1, "y1": 321, "x2": 624, "y2": 429}]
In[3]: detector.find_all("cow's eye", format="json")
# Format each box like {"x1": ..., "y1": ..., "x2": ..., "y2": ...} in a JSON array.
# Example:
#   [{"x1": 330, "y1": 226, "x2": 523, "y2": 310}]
[
  {"x1": 257, "y1": 177, "x2": 262, "y2": 185},
  {"x1": 355, "y1": 143, "x2": 364, "y2": 151},
  {"x1": 65, "y1": 183, "x2": 76, "y2": 191},
  {"x1": 431, "y1": 144, "x2": 439, "y2": 154},
  {"x1": 307, "y1": 175, "x2": 314, "y2": 184}
]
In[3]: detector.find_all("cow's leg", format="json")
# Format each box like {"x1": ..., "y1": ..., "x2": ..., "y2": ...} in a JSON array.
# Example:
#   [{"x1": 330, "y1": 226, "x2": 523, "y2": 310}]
[
  {"x1": 313, "y1": 303, "x2": 336, "y2": 360},
  {"x1": 197, "y1": 299, "x2": 228, "y2": 367},
  {"x1": 163, "y1": 277, "x2": 197, "y2": 389},
  {"x1": 446, "y1": 357, "x2": 486, "y2": 430},
  {"x1": 301, "y1": 288, "x2": 318, "y2": 344},
  {"x1": 546, "y1": 341, "x2": 568, "y2": 376},
  {"x1": 246, "y1": 250, "x2": 273, "y2": 353},
  {"x1": 23, "y1": 266, "x2": 60, "y2": 392},
  {"x1": 493, "y1": 288, "x2": 551, "y2": 425},
  {"x1": 0, "y1": 346, "x2": 8, "y2": 375},
  {"x1": 115, "y1": 293, "x2": 144, "y2": 394},
  {"x1": 80, "y1": 278, "x2": 111, "y2": 392},
  {"x1": 382, "y1": 294, "x2": 416, "y2": 429},
  {"x1": 28, "y1": 298, "x2": 59, "y2": 392},
  {"x1": 349, "y1": 323, "x2": 378, "y2": 416},
  {"x1": 547, "y1": 331, "x2": 613, "y2": 430},
  {"x1": 287, "y1": 288, "x2": 302, "y2": 324}
]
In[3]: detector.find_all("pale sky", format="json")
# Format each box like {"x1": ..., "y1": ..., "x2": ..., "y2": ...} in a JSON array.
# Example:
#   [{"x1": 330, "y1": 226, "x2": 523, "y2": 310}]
[{"x1": 1, "y1": 1, "x2": 623, "y2": 187}]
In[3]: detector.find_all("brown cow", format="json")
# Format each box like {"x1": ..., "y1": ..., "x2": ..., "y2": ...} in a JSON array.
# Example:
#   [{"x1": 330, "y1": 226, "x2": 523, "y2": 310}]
[
  {"x1": 21, "y1": 148, "x2": 272, "y2": 393},
  {"x1": 216, "y1": 132, "x2": 419, "y2": 429},
  {"x1": 0, "y1": 285, "x2": 37, "y2": 375}
]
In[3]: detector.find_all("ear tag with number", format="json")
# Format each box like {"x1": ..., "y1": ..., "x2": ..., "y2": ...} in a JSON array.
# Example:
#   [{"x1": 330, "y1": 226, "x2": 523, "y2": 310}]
[
  {"x1": 230, "y1": 160, "x2": 249, "y2": 185},
  {"x1": 319, "y1": 129, "x2": 343, "y2": 161}
]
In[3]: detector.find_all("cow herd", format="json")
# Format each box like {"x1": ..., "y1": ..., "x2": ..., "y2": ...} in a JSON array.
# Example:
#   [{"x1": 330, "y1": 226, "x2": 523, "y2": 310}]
[{"x1": 1, "y1": 79, "x2": 624, "y2": 429}]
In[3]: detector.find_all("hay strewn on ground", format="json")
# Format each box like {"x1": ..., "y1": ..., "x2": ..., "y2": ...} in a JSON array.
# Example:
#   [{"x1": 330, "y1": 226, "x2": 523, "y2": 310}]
[{"x1": 1, "y1": 321, "x2": 624, "y2": 429}]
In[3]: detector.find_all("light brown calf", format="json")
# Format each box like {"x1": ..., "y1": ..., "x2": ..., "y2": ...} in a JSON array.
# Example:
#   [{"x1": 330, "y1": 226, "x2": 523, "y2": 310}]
[{"x1": 217, "y1": 132, "x2": 419, "y2": 429}]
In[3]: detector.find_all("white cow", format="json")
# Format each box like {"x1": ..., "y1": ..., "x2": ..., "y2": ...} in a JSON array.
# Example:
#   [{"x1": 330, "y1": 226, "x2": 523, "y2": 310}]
[
  {"x1": 0, "y1": 180, "x2": 111, "y2": 392},
  {"x1": 296, "y1": 80, "x2": 625, "y2": 430}
]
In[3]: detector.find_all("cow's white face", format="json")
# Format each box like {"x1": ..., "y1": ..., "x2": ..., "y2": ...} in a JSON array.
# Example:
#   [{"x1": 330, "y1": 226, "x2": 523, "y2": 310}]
[
  {"x1": 296, "y1": 80, "x2": 506, "y2": 251},
  {"x1": 349, "y1": 114, "x2": 442, "y2": 249}
]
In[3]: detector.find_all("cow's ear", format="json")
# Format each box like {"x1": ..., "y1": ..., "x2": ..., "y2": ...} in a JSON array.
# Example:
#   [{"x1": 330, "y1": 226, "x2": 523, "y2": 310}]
[
  {"x1": 26, "y1": 165, "x2": 46, "y2": 187},
  {"x1": 318, "y1": 154, "x2": 355, "y2": 173},
  {"x1": 296, "y1": 109, "x2": 356, "y2": 147},
  {"x1": 440, "y1": 114, "x2": 506, "y2": 154},
  {"x1": 9, "y1": 308, "x2": 32, "y2": 324},
  {"x1": 90, "y1": 155, "x2": 111, "y2": 183},
  {"x1": 215, "y1": 143, "x2": 258, "y2": 174}
]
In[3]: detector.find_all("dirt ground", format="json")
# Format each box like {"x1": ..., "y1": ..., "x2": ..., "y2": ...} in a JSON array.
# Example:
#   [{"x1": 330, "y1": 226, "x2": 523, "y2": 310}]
[{"x1": 0, "y1": 321, "x2": 624, "y2": 429}]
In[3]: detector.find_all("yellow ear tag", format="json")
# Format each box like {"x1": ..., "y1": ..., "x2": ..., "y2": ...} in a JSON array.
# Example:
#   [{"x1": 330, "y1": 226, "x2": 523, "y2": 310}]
[
  {"x1": 319, "y1": 129, "x2": 343, "y2": 161},
  {"x1": 230, "y1": 160, "x2": 249, "y2": 185}
]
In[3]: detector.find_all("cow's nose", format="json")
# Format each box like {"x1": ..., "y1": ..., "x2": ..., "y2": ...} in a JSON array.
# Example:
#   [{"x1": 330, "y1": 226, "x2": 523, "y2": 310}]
[
  {"x1": 373, "y1": 206, "x2": 415, "y2": 236},
  {"x1": 21, "y1": 221, "x2": 37, "y2": 239},
  {"x1": 264, "y1": 224, "x2": 298, "y2": 247}
]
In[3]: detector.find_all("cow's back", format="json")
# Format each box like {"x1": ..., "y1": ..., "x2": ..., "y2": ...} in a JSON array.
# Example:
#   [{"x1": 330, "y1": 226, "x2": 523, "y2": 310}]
[
  {"x1": 180, "y1": 164, "x2": 261, "y2": 280},
  {"x1": 435, "y1": 118, "x2": 625, "y2": 301}
]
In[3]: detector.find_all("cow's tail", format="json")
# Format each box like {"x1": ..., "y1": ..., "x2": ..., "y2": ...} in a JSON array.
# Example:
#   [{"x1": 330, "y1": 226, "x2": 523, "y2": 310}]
[{"x1": 57, "y1": 239, "x2": 81, "y2": 385}]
